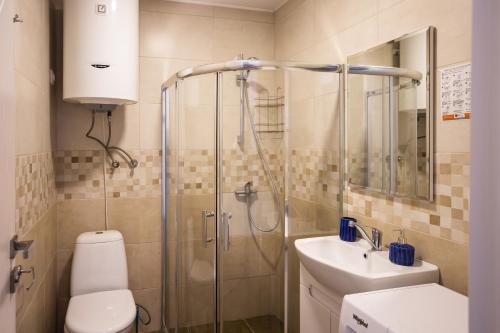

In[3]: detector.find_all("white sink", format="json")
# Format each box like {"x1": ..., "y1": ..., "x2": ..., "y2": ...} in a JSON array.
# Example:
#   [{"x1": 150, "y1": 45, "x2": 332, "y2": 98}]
[{"x1": 295, "y1": 236, "x2": 439, "y2": 297}]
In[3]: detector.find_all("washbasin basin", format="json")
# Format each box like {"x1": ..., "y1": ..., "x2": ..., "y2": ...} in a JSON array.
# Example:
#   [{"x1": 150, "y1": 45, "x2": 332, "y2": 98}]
[{"x1": 295, "y1": 236, "x2": 439, "y2": 297}]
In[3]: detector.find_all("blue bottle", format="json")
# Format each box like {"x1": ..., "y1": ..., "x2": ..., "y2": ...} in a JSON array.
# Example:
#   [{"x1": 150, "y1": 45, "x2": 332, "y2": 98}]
[{"x1": 389, "y1": 229, "x2": 415, "y2": 266}]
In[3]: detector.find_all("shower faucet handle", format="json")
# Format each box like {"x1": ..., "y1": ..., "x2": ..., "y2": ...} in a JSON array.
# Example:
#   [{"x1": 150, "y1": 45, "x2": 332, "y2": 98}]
[{"x1": 234, "y1": 181, "x2": 257, "y2": 197}]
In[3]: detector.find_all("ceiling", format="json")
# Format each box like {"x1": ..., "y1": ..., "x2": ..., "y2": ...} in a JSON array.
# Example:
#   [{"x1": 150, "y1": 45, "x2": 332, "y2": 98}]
[
  {"x1": 166, "y1": 0, "x2": 288, "y2": 12},
  {"x1": 52, "y1": 0, "x2": 288, "y2": 13}
]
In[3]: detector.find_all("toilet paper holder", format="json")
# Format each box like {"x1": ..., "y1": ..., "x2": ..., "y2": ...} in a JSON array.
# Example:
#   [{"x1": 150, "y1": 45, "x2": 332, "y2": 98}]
[{"x1": 10, "y1": 265, "x2": 36, "y2": 293}]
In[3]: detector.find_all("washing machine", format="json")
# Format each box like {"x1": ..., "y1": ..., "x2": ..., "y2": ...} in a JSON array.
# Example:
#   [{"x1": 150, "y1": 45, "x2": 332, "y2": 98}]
[{"x1": 339, "y1": 284, "x2": 468, "y2": 333}]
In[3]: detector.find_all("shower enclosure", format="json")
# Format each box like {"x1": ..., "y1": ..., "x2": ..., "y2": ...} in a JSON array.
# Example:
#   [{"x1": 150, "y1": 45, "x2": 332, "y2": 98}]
[{"x1": 160, "y1": 59, "x2": 422, "y2": 333}]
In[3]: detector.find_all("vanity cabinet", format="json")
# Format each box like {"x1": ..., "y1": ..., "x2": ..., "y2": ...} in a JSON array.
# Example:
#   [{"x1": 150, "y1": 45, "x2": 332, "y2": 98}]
[
  {"x1": 299, "y1": 285, "x2": 331, "y2": 333},
  {"x1": 299, "y1": 264, "x2": 342, "y2": 333}
]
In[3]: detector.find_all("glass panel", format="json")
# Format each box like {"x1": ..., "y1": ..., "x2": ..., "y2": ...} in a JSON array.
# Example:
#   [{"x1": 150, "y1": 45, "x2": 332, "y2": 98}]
[
  {"x1": 164, "y1": 85, "x2": 178, "y2": 332},
  {"x1": 395, "y1": 77, "x2": 418, "y2": 197},
  {"x1": 175, "y1": 74, "x2": 218, "y2": 332},
  {"x1": 286, "y1": 70, "x2": 342, "y2": 333},
  {"x1": 219, "y1": 69, "x2": 285, "y2": 333},
  {"x1": 347, "y1": 75, "x2": 391, "y2": 192}
]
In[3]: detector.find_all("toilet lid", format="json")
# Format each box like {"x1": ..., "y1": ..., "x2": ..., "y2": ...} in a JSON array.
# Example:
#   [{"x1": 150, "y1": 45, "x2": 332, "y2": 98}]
[{"x1": 65, "y1": 289, "x2": 136, "y2": 333}]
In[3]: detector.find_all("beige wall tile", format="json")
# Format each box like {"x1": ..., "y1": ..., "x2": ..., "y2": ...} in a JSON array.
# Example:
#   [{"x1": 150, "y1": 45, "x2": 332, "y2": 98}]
[
  {"x1": 140, "y1": 103, "x2": 162, "y2": 150},
  {"x1": 125, "y1": 244, "x2": 141, "y2": 290},
  {"x1": 274, "y1": 0, "x2": 307, "y2": 23},
  {"x1": 313, "y1": 93, "x2": 340, "y2": 151},
  {"x1": 139, "y1": 57, "x2": 205, "y2": 104},
  {"x1": 56, "y1": 249, "x2": 72, "y2": 298},
  {"x1": 57, "y1": 199, "x2": 106, "y2": 250},
  {"x1": 15, "y1": 0, "x2": 53, "y2": 156},
  {"x1": 44, "y1": 261, "x2": 58, "y2": 333},
  {"x1": 213, "y1": 18, "x2": 274, "y2": 61},
  {"x1": 17, "y1": 281, "x2": 45, "y2": 333},
  {"x1": 15, "y1": 73, "x2": 45, "y2": 155},
  {"x1": 377, "y1": 0, "x2": 471, "y2": 67},
  {"x1": 138, "y1": 242, "x2": 162, "y2": 289},
  {"x1": 121, "y1": 242, "x2": 163, "y2": 291},
  {"x1": 133, "y1": 288, "x2": 162, "y2": 332},
  {"x1": 16, "y1": 206, "x2": 58, "y2": 332},
  {"x1": 57, "y1": 102, "x2": 144, "y2": 154},
  {"x1": 289, "y1": 98, "x2": 315, "y2": 149},
  {"x1": 108, "y1": 104, "x2": 141, "y2": 150},
  {"x1": 15, "y1": 0, "x2": 57, "y2": 317},
  {"x1": 56, "y1": 103, "x2": 106, "y2": 151},
  {"x1": 313, "y1": 0, "x2": 378, "y2": 43},
  {"x1": 180, "y1": 105, "x2": 215, "y2": 150},
  {"x1": 331, "y1": 16, "x2": 379, "y2": 60},
  {"x1": 275, "y1": 0, "x2": 314, "y2": 60},
  {"x1": 14, "y1": 0, "x2": 44, "y2": 87},
  {"x1": 107, "y1": 197, "x2": 161, "y2": 244},
  {"x1": 140, "y1": 11, "x2": 214, "y2": 60}
]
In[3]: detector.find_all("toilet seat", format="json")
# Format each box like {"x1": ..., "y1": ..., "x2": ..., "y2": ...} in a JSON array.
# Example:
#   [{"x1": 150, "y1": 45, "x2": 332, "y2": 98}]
[{"x1": 65, "y1": 289, "x2": 136, "y2": 333}]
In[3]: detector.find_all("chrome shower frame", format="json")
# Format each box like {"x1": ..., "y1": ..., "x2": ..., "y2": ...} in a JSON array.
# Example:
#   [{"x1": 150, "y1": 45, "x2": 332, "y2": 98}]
[{"x1": 160, "y1": 59, "x2": 422, "y2": 332}]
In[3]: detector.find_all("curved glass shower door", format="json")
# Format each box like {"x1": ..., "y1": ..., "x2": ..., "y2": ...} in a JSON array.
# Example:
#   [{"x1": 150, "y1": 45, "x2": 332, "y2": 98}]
[
  {"x1": 162, "y1": 59, "x2": 344, "y2": 333},
  {"x1": 219, "y1": 69, "x2": 285, "y2": 333},
  {"x1": 173, "y1": 73, "x2": 218, "y2": 332},
  {"x1": 166, "y1": 68, "x2": 287, "y2": 333}
]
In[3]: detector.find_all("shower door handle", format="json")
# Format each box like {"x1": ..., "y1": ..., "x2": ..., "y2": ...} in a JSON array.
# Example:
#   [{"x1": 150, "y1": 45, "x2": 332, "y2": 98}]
[
  {"x1": 201, "y1": 210, "x2": 215, "y2": 248},
  {"x1": 222, "y1": 212, "x2": 232, "y2": 251}
]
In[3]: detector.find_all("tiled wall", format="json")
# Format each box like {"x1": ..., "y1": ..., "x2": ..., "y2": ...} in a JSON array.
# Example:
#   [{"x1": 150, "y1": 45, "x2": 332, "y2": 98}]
[
  {"x1": 276, "y1": 0, "x2": 471, "y2": 300},
  {"x1": 275, "y1": 0, "x2": 471, "y2": 331},
  {"x1": 54, "y1": 1, "x2": 278, "y2": 332},
  {"x1": 14, "y1": 0, "x2": 58, "y2": 332}
]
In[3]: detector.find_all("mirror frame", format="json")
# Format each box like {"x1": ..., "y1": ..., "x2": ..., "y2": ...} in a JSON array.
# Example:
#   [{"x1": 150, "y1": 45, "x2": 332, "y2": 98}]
[{"x1": 345, "y1": 26, "x2": 436, "y2": 201}]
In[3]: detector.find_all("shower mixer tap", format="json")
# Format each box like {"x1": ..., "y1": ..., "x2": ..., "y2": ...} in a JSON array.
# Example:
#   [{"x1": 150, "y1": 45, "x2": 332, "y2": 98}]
[{"x1": 234, "y1": 181, "x2": 257, "y2": 197}]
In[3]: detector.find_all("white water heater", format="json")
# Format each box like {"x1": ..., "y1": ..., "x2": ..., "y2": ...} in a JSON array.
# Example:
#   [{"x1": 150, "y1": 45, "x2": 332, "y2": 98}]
[{"x1": 63, "y1": 0, "x2": 138, "y2": 105}]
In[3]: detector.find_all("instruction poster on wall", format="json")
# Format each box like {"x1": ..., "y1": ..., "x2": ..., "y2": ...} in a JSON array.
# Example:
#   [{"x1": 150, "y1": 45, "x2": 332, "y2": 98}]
[{"x1": 440, "y1": 63, "x2": 471, "y2": 120}]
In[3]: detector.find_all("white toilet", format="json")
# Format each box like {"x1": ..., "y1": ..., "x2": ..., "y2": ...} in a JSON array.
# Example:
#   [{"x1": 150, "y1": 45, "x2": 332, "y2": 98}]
[{"x1": 64, "y1": 230, "x2": 136, "y2": 333}]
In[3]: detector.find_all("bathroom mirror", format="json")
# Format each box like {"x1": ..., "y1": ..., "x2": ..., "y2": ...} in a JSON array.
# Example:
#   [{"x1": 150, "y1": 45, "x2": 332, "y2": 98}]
[{"x1": 346, "y1": 27, "x2": 435, "y2": 201}]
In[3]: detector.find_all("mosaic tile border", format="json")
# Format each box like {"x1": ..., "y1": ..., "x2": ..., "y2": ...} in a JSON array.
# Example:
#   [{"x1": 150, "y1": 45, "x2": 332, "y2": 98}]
[
  {"x1": 289, "y1": 149, "x2": 340, "y2": 207},
  {"x1": 105, "y1": 150, "x2": 162, "y2": 198},
  {"x1": 55, "y1": 148, "x2": 286, "y2": 198},
  {"x1": 346, "y1": 152, "x2": 470, "y2": 244},
  {"x1": 55, "y1": 150, "x2": 104, "y2": 200},
  {"x1": 175, "y1": 148, "x2": 285, "y2": 195},
  {"x1": 55, "y1": 150, "x2": 162, "y2": 200},
  {"x1": 16, "y1": 152, "x2": 56, "y2": 235}
]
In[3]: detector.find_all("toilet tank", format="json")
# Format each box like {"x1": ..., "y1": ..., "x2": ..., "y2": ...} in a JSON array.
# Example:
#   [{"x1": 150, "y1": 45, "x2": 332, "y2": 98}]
[{"x1": 70, "y1": 230, "x2": 128, "y2": 297}]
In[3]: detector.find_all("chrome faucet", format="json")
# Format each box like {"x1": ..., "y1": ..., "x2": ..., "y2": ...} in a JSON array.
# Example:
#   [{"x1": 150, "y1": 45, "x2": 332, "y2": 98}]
[
  {"x1": 234, "y1": 181, "x2": 257, "y2": 197},
  {"x1": 348, "y1": 220, "x2": 382, "y2": 250}
]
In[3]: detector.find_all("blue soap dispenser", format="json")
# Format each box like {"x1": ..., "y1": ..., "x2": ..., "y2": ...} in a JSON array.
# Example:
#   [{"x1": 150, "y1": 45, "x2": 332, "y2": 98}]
[{"x1": 389, "y1": 229, "x2": 415, "y2": 266}]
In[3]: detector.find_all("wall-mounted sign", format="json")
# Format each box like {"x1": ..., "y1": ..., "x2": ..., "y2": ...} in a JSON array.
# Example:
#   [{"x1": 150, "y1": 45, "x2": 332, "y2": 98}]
[{"x1": 440, "y1": 63, "x2": 471, "y2": 120}]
